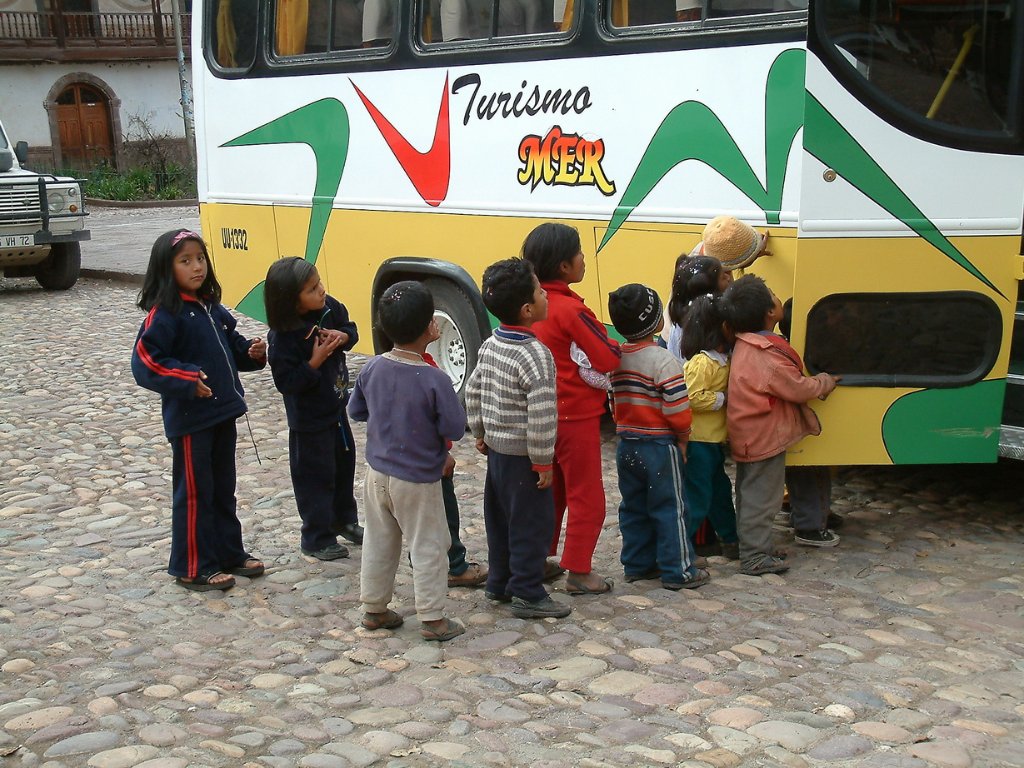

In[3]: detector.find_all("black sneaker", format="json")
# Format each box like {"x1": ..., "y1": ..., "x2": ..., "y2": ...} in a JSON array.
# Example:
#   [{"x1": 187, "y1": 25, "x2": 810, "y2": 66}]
[
  {"x1": 334, "y1": 522, "x2": 364, "y2": 545},
  {"x1": 301, "y1": 543, "x2": 350, "y2": 561},
  {"x1": 484, "y1": 590, "x2": 511, "y2": 603},
  {"x1": 795, "y1": 529, "x2": 840, "y2": 548},
  {"x1": 510, "y1": 596, "x2": 571, "y2": 619},
  {"x1": 827, "y1": 512, "x2": 845, "y2": 530}
]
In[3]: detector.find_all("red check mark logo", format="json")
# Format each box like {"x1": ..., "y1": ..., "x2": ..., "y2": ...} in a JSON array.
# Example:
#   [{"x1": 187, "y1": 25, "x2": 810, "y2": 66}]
[{"x1": 351, "y1": 75, "x2": 451, "y2": 207}]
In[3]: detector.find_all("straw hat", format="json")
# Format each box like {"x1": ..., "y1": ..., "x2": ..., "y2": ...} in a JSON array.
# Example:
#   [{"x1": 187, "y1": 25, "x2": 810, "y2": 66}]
[{"x1": 701, "y1": 215, "x2": 767, "y2": 269}]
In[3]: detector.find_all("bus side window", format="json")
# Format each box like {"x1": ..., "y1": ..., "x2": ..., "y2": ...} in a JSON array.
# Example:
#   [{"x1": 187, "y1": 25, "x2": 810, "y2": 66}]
[
  {"x1": 707, "y1": 0, "x2": 803, "y2": 17},
  {"x1": 274, "y1": 0, "x2": 394, "y2": 55},
  {"x1": 609, "y1": 0, "x2": 805, "y2": 28},
  {"x1": 421, "y1": 0, "x2": 557, "y2": 42},
  {"x1": 211, "y1": 0, "x2": 258, "y2": 69}
]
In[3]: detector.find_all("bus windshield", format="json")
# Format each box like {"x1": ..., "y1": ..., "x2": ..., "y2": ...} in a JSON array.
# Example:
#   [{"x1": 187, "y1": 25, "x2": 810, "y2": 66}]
[{"x1": 817, "y1": 0, "x2": 1021, "y2": 138}]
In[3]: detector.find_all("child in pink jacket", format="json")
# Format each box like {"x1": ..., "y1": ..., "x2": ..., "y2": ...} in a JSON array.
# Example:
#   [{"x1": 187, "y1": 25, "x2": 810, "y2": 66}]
[{"x1": 719, "y1": 275, "x2": 839, "y2": 576}]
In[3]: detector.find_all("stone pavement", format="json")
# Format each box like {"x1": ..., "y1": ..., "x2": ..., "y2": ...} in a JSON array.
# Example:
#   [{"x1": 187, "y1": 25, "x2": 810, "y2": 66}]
[
  {"x1": 2, "y1": 267, "x2": 1024, "y2": 767},
  {"x1": 79, "y1": 204, "x2": 201, "y2": 283}
]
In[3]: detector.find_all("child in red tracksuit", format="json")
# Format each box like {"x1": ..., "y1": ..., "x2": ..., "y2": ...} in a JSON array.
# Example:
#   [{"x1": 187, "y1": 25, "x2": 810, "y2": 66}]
[{"x1": 522, "y1": 223, "x2": 621, "y2": 595}]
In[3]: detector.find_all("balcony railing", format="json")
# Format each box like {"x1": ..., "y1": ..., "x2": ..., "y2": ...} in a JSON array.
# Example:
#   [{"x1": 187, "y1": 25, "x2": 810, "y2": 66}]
[{"x1": 0, "y1": 11, "x2": 190, "y2": 54}]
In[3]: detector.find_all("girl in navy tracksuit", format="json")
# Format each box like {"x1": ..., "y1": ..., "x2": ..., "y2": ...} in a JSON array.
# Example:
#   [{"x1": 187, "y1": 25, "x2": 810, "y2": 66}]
[
  {"x1": 264, "y1": 257, "x2": 361, "y2": 561},
  {"x1": 131, "y1": 229, "x2": 267, "y2": 592}
]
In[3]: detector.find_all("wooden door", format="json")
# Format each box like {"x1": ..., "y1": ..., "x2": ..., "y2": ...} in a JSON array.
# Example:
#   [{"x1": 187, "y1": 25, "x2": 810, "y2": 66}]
[{"x1": 56, "y1": 84, "x2": 113, "y2": 168}]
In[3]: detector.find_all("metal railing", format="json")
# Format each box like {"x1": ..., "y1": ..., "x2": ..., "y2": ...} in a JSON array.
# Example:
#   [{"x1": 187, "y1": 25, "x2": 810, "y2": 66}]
[{"x1": 0, "y1": 11, "x2": 190, "y2": 47}]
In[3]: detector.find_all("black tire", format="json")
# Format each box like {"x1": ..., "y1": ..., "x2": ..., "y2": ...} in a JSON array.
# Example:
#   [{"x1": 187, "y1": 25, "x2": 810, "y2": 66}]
[
  {"x1": 422, "y1": 278, "x2": 483, "y2": 399},
  {"x1": 35, "y1": 242, "x2": 81, "y2": 290}
]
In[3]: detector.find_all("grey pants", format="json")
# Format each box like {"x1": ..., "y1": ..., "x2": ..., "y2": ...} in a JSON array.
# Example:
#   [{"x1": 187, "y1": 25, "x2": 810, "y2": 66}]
[
  {"x1": 360, "y1": 468, "x2": 451, "y2": 622},
  {"x1": 735, "y1": 453, "x2": 786, "y2": 570},
  {"x1": 785, "y1": 465, "x2": 832, "y2": 532}
]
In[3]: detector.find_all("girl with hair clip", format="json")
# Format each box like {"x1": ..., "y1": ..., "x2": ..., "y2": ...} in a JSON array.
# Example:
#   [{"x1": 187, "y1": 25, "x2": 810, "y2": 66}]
[
  {"x1": 681, "y1": 293, "x2": 740, "y2": 561},
  {"x1": 666, "y1": 255, "x2": 733, "y2": 364},
  {"x1": 131, "y1": 229, "x2": 267, "y2": 592},
  {"x1": 264, "y1": 257, "x2": 363, "y2": 562}
]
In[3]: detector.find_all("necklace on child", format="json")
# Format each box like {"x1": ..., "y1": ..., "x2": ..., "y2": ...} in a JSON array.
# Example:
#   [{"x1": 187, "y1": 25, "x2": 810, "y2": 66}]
[{"x1": 389, "y1": 347, "x2": 425, "y2": 363}]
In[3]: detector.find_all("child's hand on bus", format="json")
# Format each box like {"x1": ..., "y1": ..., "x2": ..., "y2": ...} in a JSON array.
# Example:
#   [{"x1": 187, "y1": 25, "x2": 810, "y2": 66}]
[
  {"x1": 475, "y1": 438, "x2": 488, "y2": 455},
  {"x1": 195, "y1": 370, "x2": 212, "y2": 398},
  {"x1": 818, "y1": 373, "x2": 841, "y2": 400},
  {"x1": 309, "y1": 331, "x2": 343, "y2": 368},
  {"x1": 536, "y1": 469, "x2": 553, "y2": 489},
  {"x1": 248, "y1": 337, "x2": 267, "y2": 360},
  {"x1": 443, "y1": 453, "x2": 456, "y2": 478}
]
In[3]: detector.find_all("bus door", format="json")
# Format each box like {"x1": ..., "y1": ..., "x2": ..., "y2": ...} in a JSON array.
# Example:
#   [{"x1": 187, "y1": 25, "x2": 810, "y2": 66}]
[{"x1": 788, "y1": 0, "x2": 1024, "y2": 466}]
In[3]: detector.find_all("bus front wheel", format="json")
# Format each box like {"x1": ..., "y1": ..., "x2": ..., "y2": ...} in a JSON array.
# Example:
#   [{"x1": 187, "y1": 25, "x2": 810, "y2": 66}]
[{"x1": 423, "y1": 278, "x2": 482, "y2": 398}]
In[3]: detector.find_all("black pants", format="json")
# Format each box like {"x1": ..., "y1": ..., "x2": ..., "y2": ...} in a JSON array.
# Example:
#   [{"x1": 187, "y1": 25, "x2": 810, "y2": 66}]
[
  {"x1": 483, "y1": 450, "x2": 553, "y2": 602},
  {"x1": 289, "y1": 414, "x2": 358, "y2": 551},
  {"x1": 443, "y1": 473, "x2": 469, "y2": 575},
  {"x1": 169, "y1": 418, "x2": 248, "y2": 578}
]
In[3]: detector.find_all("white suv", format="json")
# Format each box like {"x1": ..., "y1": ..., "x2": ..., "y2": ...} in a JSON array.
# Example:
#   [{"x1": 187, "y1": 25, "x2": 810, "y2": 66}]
[{"x1": 0, "y1": 118, "x2": 90, "y2": 290}]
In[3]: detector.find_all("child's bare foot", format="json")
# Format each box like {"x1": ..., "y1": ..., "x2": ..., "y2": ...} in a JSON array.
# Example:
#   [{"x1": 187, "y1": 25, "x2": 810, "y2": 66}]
[{"x1": 564, "y1": 571, "x2": 614, "y2": 595}]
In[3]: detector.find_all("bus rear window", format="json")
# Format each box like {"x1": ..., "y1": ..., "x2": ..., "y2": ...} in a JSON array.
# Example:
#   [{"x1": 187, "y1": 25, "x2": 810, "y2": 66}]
[
  {"x1": 803, "y1": 292, "x2": 1001, "y2": 387},
  {"x1": 817, "y1": 0, "x2": 1020, "y2": 138}
]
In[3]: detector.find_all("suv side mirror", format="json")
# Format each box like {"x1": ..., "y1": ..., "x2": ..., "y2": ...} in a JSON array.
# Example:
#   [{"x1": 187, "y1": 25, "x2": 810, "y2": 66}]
[
  {"x1": 14, "y1": 141, "x2": 28, "y2": 165},
  {"x1": 0, "y1": 149, "x2": 12, "y2": 173}
]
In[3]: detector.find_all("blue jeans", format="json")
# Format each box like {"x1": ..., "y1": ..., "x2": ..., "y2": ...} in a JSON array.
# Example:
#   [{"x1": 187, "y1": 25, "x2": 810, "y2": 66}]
[{"x1": 616, "y1": 439, "x2": 698, "y2": 585}]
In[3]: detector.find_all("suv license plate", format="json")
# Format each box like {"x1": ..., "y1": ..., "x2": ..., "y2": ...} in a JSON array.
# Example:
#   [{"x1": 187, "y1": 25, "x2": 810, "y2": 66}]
[{"x1": 1, "y1": 234, "x2": 34, "y2": 248}]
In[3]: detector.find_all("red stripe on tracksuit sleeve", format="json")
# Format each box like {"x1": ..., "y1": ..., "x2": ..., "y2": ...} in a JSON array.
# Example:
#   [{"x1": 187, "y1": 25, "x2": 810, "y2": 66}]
[
  {"x1": 136, "y1": 309, "x2": 200, "y2": 382},
  {"x1": 183, "y1": 435, "x2": 198, "y2": 578}
]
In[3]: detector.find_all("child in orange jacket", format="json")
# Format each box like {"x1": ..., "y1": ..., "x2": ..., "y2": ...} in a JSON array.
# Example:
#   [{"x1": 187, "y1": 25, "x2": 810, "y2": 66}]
[{"x1": 719, "y1": 275, "x2": 839, "y2": 576}]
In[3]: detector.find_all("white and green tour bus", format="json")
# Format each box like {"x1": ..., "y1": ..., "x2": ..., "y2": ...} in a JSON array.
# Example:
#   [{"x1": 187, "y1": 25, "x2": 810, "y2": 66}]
[{"x1": 191, "y1": 0, "x2": 1024, "y2": 465}]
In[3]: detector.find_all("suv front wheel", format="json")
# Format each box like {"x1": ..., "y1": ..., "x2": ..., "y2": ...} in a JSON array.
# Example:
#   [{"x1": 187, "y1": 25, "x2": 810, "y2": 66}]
[{"x1": 35, "y1": 242, "x2": 81, "y2": 290}]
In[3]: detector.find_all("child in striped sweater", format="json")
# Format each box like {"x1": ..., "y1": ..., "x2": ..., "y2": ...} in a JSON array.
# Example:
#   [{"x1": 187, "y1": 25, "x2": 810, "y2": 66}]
[
  {"x1": 465, "y1": 259, "x2": 569, "y2": 619},
  {"x1": 608, "y1": 283, "x2": 709, "y2": 590}
]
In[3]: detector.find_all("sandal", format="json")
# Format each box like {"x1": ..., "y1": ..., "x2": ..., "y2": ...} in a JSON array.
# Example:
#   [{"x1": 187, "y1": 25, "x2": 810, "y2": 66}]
[
  {"x1": 565, "y1": 574, "x2": 614, "y2": 595},
  {"x1": 543, "y1": 559, "x2": 566, "y2": 582},
  {"x1": 662, "y1": 568, "x2": 710, "y2": 591},
  {"x1": 176, "y1": 572, "x2": 235, "y2": 592},
  {"x1": 420, "y1": 618, "x2": 465, "y2": 642},
  {"x1": 624, "y1": 568, "x2": 660, "y2": 583},
  {"x1": 361, "y1": 609, "x2": 404, "y2": 631},
  {"x1": 226, "y1": 558, "x2": 265, "y2": 578}
]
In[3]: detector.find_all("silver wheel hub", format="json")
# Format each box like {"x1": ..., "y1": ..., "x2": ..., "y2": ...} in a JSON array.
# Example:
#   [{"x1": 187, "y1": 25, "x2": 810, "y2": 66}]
[{"x1": 426, "y1": 310, "x2": 467, "y2": 390}]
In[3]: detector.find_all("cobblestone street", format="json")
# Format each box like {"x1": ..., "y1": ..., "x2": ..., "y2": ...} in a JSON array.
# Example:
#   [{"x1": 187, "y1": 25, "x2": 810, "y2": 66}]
[{"x1": 1, "y1": 274, "x2": 1023, "y2": 768}]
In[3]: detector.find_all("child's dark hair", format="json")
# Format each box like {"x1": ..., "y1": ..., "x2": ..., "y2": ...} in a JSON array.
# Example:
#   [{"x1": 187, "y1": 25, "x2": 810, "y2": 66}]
[
  {"x1": 668, "y1": 256, "x2": 725, "y2": 327},
  {"x1": 482, "y1": 258, "x2": 537, "y2": 325},
  {"x1": 264, "y1": 257, "x2": 317, "y2": 332},
  {"x1": 719, "y1": 274, "x2": 774, "y2": 334},
  {"x1": 521, "y1": 222, "x2": 580, "y2": 282},
  {"x1": 378, "y1": 280, "x2": 434, "y2": 345},
  {"x1": 681, "y1": 294, "x2": 728, "y2": 359},
  {"x1": 137, "y1": 229, "x2": 221, "y2": 313},
  {"x1": 778, "y1": 297, "x2": 794, "y2": 341}
]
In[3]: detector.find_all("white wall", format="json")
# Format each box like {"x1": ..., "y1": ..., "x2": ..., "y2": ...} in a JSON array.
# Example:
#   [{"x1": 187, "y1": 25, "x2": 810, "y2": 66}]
[{"x1": 0, "y1": 60, "x2": 191, "y2": 148}]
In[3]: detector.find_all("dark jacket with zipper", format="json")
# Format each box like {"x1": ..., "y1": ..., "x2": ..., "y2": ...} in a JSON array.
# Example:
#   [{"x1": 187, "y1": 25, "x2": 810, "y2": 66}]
[
  {"x1": 131, "y1": 294, "x2": 266, "y2": 439},
  {"x1": 267, "y1": 295, "x2": 358, "y2": 432}
]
